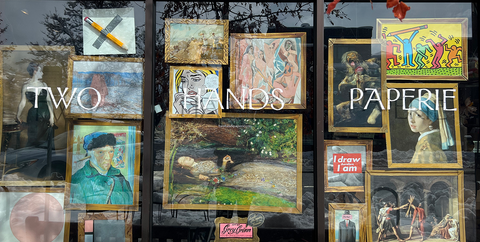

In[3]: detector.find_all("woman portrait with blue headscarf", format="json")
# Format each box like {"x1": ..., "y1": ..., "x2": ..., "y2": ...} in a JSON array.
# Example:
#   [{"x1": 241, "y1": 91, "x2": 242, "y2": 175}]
[{"x1": 407, "y1": 93, "x2": 455, "y2": 163}]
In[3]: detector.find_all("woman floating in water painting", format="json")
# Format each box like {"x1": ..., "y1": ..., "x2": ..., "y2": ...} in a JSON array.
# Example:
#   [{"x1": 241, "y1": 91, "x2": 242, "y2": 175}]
[{"x1": 407, "y1": 93, "x2": 454, "y2": 163}]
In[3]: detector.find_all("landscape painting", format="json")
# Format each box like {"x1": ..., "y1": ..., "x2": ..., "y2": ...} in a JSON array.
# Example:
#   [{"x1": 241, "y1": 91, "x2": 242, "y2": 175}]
[
  {"x1": 165, "y1": 18, "x2": 229, "y2": 65},
  {"x1": 66, "y1": 56, "x2": 144, "y2": 119},
  {"x1": 163, "y1": 113, "x2": 303, "y2": 213}
]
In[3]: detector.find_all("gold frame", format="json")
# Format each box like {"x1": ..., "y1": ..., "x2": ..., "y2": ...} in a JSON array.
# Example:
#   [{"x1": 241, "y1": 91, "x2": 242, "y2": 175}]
[
  {"x1": 324, "y1": 140, "x2": 372, "y2": 192},
  {"x1": 164, "y1": 18, "x2": 229, "y2": 65},
  {"x1": 366, "y1": 170, "x2": 465, "y2": 242},
  {"x1": 0, "y1": 45, "x2": 74, "y2": 186},
  {"x1": 229, "y1": 32, "x2": 307, "y2": 110},
  {"x1": 0, "y1": 187, "x2": 70, "y2": 242},
  {"x1": 64, "y1": 119, "x2": 141, "y2": 211},
  {"x1": 78, "y1": 212, "x2": 133, "y2": 242},
  {"x1": 376, "y1": 18, "x2": 468, "y2": 81},
  {"x1": 168, "y1": 66, "x2": 223, "y2": 118},
  {"x1": 328, "y1": 203, "x2": 367, "y2": 242},
  {"x1": 328, "y1": 39, "x2": 388, "y2": 133},
  {"x1": 163, "y1": 112, "x2": 303, "y2": 214},
  {"x1": 65, "y1": 55, "x2": 144, "y2": 119},
  {"x1": 214, "y1": 217, "x2": 260, "y2": 242},
  {"x1": 386, "y1": 83, "x2": 462, "y2": 168}
]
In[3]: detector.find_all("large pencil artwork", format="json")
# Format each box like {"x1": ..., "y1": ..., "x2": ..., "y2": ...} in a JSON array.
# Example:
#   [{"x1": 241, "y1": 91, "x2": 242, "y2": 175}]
[
  {"x1": 377, "y1": 18, "x2": 468, "y2": 80},
  {"x1": 163, "y1": 113, "x2": 303, "y2": 213}
]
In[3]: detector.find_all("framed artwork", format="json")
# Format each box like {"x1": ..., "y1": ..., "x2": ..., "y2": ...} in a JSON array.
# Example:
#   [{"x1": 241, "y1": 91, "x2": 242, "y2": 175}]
[
  {"x1": 377, "y1": 18, "x2": 468, "y2": 80},
  {"x1": 64, "y1": 120, "x2": 141, "y2": 211},
  {"x1": 324, "y1": 140, "x2": 372, "y2": 192},
  {"x1": 328, "y1": 203, "x2": 366, "y2": 242},
  {"x1": 328, "y1": 39, "x2": 387, "y2": 133},
  {"x1": 229, "y1": 32, "x2": 307, "y2": 110},
  {"x1": 366, "y1": 170, "x2": 465, "y2": 242},
  {"x1": 169, "y1": 66, "x2": 223, "y2": 118},
  {"x1": 0, "y1": 45, "x2": 73, "y2": 185},
  {"x1": 163, "y1": 113, "x2": 303, "y2": 214},
  {"x1": 66, "y1": 55, "x2": 144, "y2": 119},
  {"x1": 214, "y1": 217, "x2": 259, "y2": 242},
  {"x1": 164, "y1": 18, "x2": 229, "y2": 65},
  {"x1": 0, "y1": 187, "x2": 69, "y2": 242},
  {"x1": 386, "y1": 83, "x2": 462, "y2": 168},
  {"x1": 78, "y1": 212, "x2": 132, "y2": 242}
]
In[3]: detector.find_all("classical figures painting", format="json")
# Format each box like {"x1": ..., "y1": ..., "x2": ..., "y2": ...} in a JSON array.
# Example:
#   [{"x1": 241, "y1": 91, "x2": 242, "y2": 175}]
[
  {"x1": 328, "y1": 203, "x2": 366, "y2": 242},
  {"x1": 65, "y1": 120, "x2": 141, "y2": 211},
  {"x1": 377, "y1": 18, "x2": 468, "y2": 80},
  {"x1": 386, "y1": 83, "x2": 462, "y2": 168},
  {"x1": 324, "y1": 140, "x2": 372, "y2": 192},
  {"x1": 163, "y1": 113, "x2": 303, "y2": 213},
  {"x1": 366, "y1": 171, "x2": 465, "y2": 242},
  {"x1": 328, "y1": 39, "x2": 387, "y2": 133},
  {"x1": 66, "y1": 56, "x2": 144, "y2": 119},
  {"x1": 230, "y1": 33, "x2": 307, "y2": 109},
  {"x1": 164, "y1": 18, "x2": 229, "y2": 65},
  {"x1": 169, "y1": 66, "x2": 222, "y2": 118}
]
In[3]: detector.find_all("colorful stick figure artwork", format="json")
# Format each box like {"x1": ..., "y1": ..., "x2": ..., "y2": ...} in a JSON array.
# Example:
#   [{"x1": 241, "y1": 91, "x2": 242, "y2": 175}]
[{"x1": 377, "y1": 18, "x2": 468, "y2": 80}]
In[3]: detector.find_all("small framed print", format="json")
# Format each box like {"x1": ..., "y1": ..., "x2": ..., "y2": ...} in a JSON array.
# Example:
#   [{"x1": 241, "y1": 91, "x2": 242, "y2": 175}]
[
  {"x1": 328, "y1": 203, "x2": 366, "y2": 242},
  {"x1": 386, "y1": 83, "x2": 462, "y2": 168},
  {"x1": 169, "y1": 66, "x2": 222, "y2": 118},
  {"x1": 229, "y1": 32, "x2": 307, "y2": 109},
  {"x1": 214, "y1": 217, "x2": 259, "y2": 242},
  {"x1": 78, "y1": 212, "x2": 132, "y2": 242},
  {"x1": 324, "y1": 140, "x2": 372, "y2": 192},
  {"x1": 0, "y1": 187, "x2": 69, "y2": 242},
  {"x1": 66, "y1": 55, "x2": 144, "y2": 119},
  {"x1": 65, "y1": 120, "x2": 141, "y2": 211},
  {"x1": 377, "y1": 18, "x2": 468, "y2": 80},
  {"x1": 164, "y1": 18, "x2": 229, "y2": 65},
  {"x1": 328, "y1": 39, "x2": 387, "y2": 133},
  {"x1": 366, "y1": 170, "x2": 465, "y2": 242}
]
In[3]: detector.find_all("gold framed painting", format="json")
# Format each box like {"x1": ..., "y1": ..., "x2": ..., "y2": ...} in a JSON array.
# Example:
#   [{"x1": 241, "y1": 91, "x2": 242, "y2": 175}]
[
  {"x1": 366, "y1": 170, "x2": 465, "y2": 242},
  {"x1": 0, "y1": 187, "x2": 69, "y2": 242},
  {"x1": 214, "y1": 217, "x2": 259, "y2": 242},
  {"x1": 328, "y1": 203, "x2": 367, "y2": 242},
  {"x1": 163, "y1": 112, "x2": 303, "y2": 214},
  {"x1": 168, "y1": 66, "x2": 223, "y2": 118},
  {"x1": 324, "y1": 140, "x2": 372, "y2": 192},
  {"x1": 377, "y1": 18, "x2": 468, "y2": 80},
  {"x1": 229, "y1": 32, "x2": 307, "y2": 110},
  {"x1": 164, "y1": 18, "x2": 229, "y2": 65},
  {"x1": 386, "y1": 83, "x2": 462, "y2": 168},
  {"x1": 65, "y1": 55, "x2": 144, "y2": 119},
  {"x1": 64, "y1": 119, "x2": 141, "y2": 211},
  {"x1": 0, "y1": 45, "x2": 74, "y2": 186},
  {"x1": 78, "y1": 212, "x2": 132, "y2": 242},
  {"x1": 328, "y1": 39, "x2": 387, "y2": 133}
]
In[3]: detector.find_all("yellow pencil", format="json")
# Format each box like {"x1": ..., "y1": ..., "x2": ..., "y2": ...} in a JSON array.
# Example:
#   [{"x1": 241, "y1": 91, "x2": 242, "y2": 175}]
[{"x1": 84, "y1": 17, "x2": 128, "y2": 50}]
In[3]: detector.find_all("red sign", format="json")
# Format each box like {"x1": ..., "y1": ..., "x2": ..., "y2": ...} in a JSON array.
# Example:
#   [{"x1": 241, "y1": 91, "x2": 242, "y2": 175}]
[
  {"x1": 333, "y1": 153, "x2": 362, "y2": 173},
  {"x1": 219, "y1": 223, "x2": 253, "y2": 238}
]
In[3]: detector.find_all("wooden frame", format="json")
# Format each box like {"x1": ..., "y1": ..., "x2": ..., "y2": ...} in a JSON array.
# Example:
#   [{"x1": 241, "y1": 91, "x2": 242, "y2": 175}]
[
  {"x1": 229, "y1": 32, "x2": 307, "y2": 110},
  {"x1": 164, "y1": 18, "x2": 229, "y2": 65},
  {"x1": 328, "y1": 203, "x2": 367, "y2": 242},
  {"x1": 324, "y1": 140, "x2": 372, "y2": 192},
  {"x1": 377, "y1": 18, "x2": 468, "y2": 80},
  {"x1": 366, "y1": 170, "x2": 465, "y2": 242},
  {"x1": 65, "y1": 55, "x2": 144, "y2": 119},
  {"x1": 386, "y1": 83, "x2": 462, "y2": 168},
  {"x1": 168, "y1": 66, "x2": 223, "y2": 118},
  {"x1": 328, "y1": 39, "x2": 387, "y2": 133},
  {"x1": 0, "y1": 187, "x2": 69, "y2": 242},
  {"x1": 214, "y1": 217, "x2": 259, "y2": 242},
  {"x1": 163, "y1": 112, "x2": 303, "y2": 213},
  {"x1": 0, "y1": 45, "x2": 74, "y2": 185},
  {"x1": 78, "y1": 212, "x2": 132, "y2": 242},
  {"x1": 64, "y1": 119, "x2": 141, "y2": 211}
]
